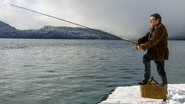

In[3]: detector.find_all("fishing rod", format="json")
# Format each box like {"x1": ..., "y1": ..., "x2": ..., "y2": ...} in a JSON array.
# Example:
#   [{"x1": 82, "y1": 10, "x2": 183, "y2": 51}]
[
  {"x1": 11, "y1": 4, "x2": 133, "y2": 43},
  {"x1": 122, "y1": 38, "x2": 133, "y2": 43},
  {"x1": 11, "y1": 4, "x2": 91, "y2": 29}
]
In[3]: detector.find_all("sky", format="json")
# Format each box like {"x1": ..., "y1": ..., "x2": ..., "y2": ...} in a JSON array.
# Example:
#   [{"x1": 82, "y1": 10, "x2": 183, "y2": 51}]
[{"x1": 1, "y1": 0, "x2": 185, "y2": 38}]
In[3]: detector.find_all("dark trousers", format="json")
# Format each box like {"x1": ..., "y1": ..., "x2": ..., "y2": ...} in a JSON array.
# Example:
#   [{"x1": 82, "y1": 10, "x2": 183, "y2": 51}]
[{"x1": 143, "y1": 52, "x2": 167, "y2": 84}]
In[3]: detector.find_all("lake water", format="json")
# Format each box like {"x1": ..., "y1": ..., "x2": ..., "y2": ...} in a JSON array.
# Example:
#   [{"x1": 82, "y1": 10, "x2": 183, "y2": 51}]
[{"x1": 0, "y1": 39, "x2": 184, "y2": 104}]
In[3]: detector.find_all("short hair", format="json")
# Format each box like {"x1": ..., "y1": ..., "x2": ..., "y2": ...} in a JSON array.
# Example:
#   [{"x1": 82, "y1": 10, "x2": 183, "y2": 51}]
[{"x1": 151, "y1": 13, "x2": 162, "y2": 22}]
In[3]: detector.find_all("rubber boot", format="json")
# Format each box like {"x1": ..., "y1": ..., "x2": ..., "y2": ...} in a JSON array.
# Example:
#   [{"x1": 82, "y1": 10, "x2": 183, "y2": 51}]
[
  {"x1": 161, "y1": 75, "x2": 167, "y2": 84},
  {"x1": 156, "y1": 61, "x2": 168, "y2": 94},
  {"x1": 161, "y1": 75, "x2": 168, "y2": 94},
  {"x1": 144, "y1": 61, "x2": 151, "y2": 82},
  {"x1": 138, "y1": 61, "x2": 151, "y2": 85}
]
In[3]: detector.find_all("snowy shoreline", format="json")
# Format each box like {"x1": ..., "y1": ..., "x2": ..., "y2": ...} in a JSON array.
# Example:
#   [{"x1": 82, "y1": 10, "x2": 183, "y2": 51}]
[{"x1": 99, "y1": 84, "x2": 185, "y2": 104}]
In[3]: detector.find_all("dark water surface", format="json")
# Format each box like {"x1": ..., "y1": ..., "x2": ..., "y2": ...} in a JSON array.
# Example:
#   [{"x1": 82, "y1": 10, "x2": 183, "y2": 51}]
[{"x1": 0, "y1": 39, "x2": 184, "y2": 104}]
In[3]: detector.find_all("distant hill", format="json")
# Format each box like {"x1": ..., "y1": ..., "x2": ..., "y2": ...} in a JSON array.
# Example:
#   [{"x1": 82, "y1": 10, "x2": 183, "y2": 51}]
[
  {"x1": 168, "y1": 32, "x2": 185, "y2": 40},
  {"x1": 0, "y1": 21, "x2": 122, "y2": 40}
]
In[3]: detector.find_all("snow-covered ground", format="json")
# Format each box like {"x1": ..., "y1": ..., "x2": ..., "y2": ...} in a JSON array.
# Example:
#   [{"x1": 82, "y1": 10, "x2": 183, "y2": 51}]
[{"x1": 99, "y1": 84, "x2": 185, "y2": 104}]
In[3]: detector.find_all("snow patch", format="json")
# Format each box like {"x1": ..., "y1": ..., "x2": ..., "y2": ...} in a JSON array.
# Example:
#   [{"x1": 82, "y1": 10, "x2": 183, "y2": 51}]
[{"x1": 99, "y1": 84, "x2": 185, "y2": 104}]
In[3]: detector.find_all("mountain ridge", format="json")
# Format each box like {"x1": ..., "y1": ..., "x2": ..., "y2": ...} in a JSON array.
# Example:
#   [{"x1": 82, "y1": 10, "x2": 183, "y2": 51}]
[
  {"x1": 0, "y1": 21, "x2": 122, "y2": 40},
  {"x1": 168, "y1": 31, "x2": 185, "y2": 40}
]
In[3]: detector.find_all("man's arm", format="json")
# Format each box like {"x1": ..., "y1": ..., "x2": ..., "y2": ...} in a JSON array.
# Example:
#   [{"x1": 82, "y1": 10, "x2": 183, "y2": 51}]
[
  {"x1": 137, "y1": 32, "x2": 150, "y2": 44},
  {"x1": 142, "y1": 25, "x2": 166, "y2": 50}
]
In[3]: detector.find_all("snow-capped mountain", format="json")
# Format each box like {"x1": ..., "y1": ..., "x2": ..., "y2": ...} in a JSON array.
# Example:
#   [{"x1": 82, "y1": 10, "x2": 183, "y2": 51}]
[{"x1": 0, "y1": 21, "x2": 122, "y2": 40}]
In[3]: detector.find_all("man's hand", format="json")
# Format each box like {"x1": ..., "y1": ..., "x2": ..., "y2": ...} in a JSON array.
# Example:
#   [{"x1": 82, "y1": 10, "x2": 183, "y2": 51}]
[
  {"x1": 137, "y1": 45, "x2": 143, "y2": 50},
  {"x1": 131, "y1": 41, "x2": 139, "y2": 50},
  {"x1": 131, "y1": 40, "x2": 144, "y2": 51},
  {"x1": 134, "y1": 45, "x2": 143, "y2": 50}
]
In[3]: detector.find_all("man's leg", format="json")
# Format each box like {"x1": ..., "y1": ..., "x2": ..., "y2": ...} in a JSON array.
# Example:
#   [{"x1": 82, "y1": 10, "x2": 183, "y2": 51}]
[
  {"x1": 143, "y1": 61, "x2": 151, "y2": 83},
  {"x1": 155, "y1": 61, "x2": 167, "y2": 84},
  {"x1": 138, "y1": 52, "x2": 153, "y2": 85}
]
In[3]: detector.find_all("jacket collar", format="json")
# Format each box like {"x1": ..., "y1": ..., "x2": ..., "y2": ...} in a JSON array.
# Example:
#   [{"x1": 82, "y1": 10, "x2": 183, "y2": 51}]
[{"x1": 154, "y1": 23, "x2": 162, "y2": 29}]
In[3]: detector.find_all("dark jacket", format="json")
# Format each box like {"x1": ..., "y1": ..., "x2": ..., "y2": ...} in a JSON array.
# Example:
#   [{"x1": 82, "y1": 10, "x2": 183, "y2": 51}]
[{"x1": 138, "y1": 23, "x2": 169, "y2": 61}]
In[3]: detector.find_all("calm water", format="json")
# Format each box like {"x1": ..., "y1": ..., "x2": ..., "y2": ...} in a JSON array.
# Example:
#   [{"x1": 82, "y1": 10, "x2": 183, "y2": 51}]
[{"x1": 0, "y1": 39, "x2": 184, "y2": 104}]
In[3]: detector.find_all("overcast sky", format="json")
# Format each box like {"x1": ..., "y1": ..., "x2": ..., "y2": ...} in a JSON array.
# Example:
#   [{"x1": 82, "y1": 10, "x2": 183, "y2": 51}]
[{"x1": 1, "y1": 0, "x2": 185, "y2": 38}]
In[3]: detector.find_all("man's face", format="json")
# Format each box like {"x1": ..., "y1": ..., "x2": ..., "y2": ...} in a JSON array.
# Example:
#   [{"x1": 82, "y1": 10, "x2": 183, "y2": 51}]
[{"x1": 150, "y1": 16, "x2": 159, "y2": 26}]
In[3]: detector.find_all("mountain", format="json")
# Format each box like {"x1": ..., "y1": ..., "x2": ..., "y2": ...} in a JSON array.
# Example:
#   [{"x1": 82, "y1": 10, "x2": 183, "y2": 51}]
[
  {"x1": 0, "y1": 21, "x2": 18, "y2": 38},
  {"x1": 168, "y1": 32, "x2": 185, "y2": 40},
  {"x1": 0, "y1": 21, "x2": 11, "y2": 28},
  {"x1": 0, "y1": 21, "x2": 122, "y2": 40}
]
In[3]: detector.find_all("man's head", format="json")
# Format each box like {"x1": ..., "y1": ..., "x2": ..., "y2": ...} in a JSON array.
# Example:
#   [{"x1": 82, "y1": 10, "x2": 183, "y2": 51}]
[{"x1": 150, "y1": 13, "x2": 161, "y2": 26}]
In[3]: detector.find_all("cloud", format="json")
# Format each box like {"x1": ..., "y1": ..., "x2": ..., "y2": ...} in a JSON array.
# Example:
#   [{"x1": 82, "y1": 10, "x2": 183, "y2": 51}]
[{"x1": 1, "y1": 0, "x2": 185, "y2": 38}]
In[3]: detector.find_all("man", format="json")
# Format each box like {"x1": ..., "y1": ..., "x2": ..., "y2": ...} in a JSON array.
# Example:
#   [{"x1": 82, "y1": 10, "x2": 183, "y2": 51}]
[{"x1": 133, "y1": 13, "x2": 169, "y2": 85}]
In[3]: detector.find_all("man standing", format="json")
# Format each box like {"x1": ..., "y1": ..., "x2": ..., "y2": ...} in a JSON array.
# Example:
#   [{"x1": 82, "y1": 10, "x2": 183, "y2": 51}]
[{"x1": 133, "y1": 13, "x2": 169, "y2": 85}]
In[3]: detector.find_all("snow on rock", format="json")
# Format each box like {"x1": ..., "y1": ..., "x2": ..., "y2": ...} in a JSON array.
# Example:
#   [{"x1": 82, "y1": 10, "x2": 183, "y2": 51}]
[{"x1": 99, "y1": 84, "x2": 185, "y2": 104}]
